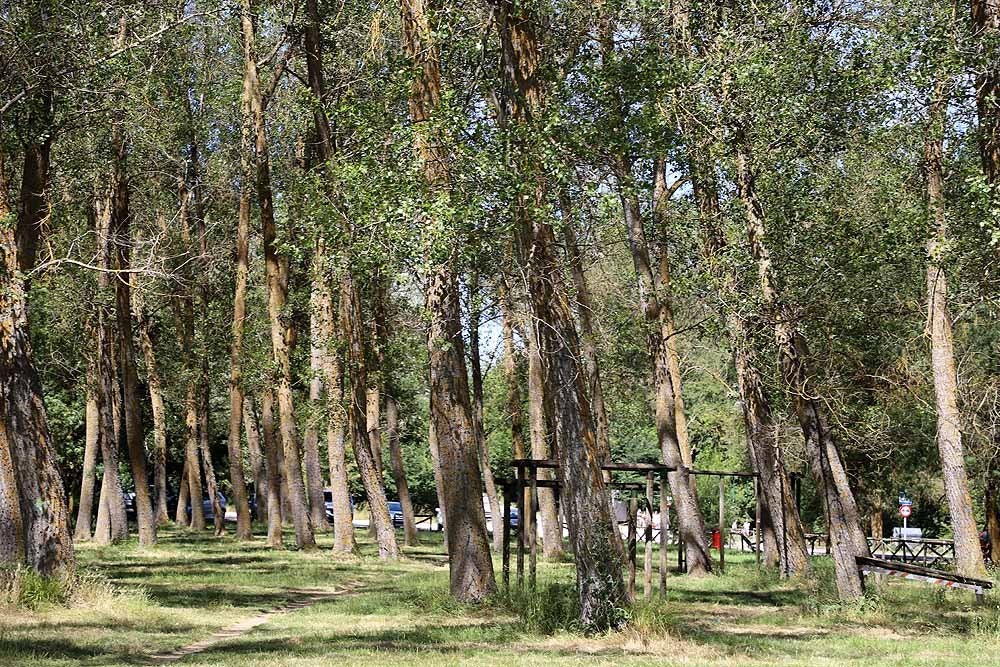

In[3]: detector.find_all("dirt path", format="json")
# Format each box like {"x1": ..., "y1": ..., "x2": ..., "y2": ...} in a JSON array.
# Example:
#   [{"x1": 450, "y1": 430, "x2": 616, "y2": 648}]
[{"x1": 144, "y1": 582, "x2": 362, "y2": 664}]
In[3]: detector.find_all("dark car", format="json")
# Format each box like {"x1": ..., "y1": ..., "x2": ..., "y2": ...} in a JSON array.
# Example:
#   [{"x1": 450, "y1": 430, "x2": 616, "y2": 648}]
[
  {"x1": 387, "y1": 501, "x2": 404, "y2": 528},
  {"x1": 186, "y1": 491, "x2": 227, "y2": 523},
  {"x1": 323, "y1": 489, "x2": 354, "y2": 524}
]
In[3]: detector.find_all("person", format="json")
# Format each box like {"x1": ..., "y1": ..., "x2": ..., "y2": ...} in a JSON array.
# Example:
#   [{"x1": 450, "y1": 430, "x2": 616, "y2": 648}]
[{"x1": 981, "y1": 529, "x2": 992, "y2": 564}]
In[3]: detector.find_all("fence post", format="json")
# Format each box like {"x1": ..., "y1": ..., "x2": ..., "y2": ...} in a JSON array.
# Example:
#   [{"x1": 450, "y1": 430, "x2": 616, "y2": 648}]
[
  {"x1": 659, "y1": 471, "x2": 668, "y2": 597},
  {"x1": 627, "y1": 498, "x2": 637, "y2": 599},
  {"x1": 645, "y1": 472, "x2": 654, "y2": 599},
  {"x1": 719, "y1": 476, "x2": 726, "y2": 574}
]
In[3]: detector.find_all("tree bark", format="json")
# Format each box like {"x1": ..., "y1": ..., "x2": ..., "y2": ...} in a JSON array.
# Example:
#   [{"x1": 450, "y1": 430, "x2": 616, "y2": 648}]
[
  {"x1": 386, "y1": 393, "x2": 419, "y2": 546},
  {"x1": 304, "y1": 260, "x2": 331, "y2": 533},
  {"x1": 986, "y1": 472, "x2": 1000, "y2": 562},
  {"x1": 136, "y1": 295, "x2": 170, "y2": 525},
  {"x1": 341, "y1": 277, "x2": 399, "y2": 558},
  {"x1": 971, "y1": 0, "x2": 1000, "y2": 186},
  {"x1": 735, "y1": 144, "x2": 870, "y2": 599},
  {"x1": 241, "y1": 0, "x2": 315, "y2": 550},
  {"x1": 261, "y1": 390, "x2": 284, "y2": 547},
  {"x1": 109, "y1": 119, "x2": 156, "y2": 547},
  {"x1": 74, "y1": 355, "x2": 100, "y2": 542},
  {"x1": 559, "y1": 199, "x2": 610, "y2": 462},
  {"x1": 402, "y1": 0, "x2": 494, "y2": 595},
  {"x1": 687, "y1": 158, "x2": 809, "y2": 577},
  {"x1": 494, "y1": 0, "x2": 627, "y2": 628},
  {"x1": 526, "y1": 316, "x2": 563, "y2": 558},
  {"x1": 924, "y1": 88, "x2": 987, "y2": 578},
  {"x1": 428, "y1": 416, "x2": 449, "y2": 551},
  {"x1": 499, "y1": 284, "x2": 527, "y2": 461},
  {"x1": 244, "y1": 396, "x2": 267, "y2": 520},
  {"x1": 302, "y1": 0, "x2": 356, "y2": 553},
  {"x1": 468, "y1": 272, "x2": 503, "y2": 552}
]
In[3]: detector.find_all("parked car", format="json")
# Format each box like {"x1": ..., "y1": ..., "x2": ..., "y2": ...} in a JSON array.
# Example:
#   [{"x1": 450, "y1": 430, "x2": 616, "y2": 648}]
[
  {"x1": 323, "y1": 488, "x2": 354, "y2": 524},
  {"x1": 387, "y1": 501, "x2": 405, "y2": 528},
  {"x1": 435, "y1": 504, "x2": 519, "y2": 532},
  {"x1": 187, "y1": 491, "x2": 227, "y2": 523},
  {"x1": 125, "y1": 486, "x2": 176, "y2": 522}
]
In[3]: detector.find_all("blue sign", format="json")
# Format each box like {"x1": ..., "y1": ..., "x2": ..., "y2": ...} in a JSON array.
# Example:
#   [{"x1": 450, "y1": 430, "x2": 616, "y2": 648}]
[{"x1": 898, "y1": 492, "x2": 913, "y2": 506}]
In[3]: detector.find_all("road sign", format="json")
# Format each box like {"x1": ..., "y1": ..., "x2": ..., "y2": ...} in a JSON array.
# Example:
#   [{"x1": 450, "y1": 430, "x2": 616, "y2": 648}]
[
  {"x1": 899, "y1": 493, "x2": 913, "y2": 506},
  {"x1": 900, "y1": 505, "x2": 912, "y2": 518}
]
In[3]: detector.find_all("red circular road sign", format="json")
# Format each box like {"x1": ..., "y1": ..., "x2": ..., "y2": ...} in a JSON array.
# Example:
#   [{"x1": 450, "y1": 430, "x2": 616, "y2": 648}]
[{"x1": 899, "y1": 505, "x2": 912, "y2": 518}]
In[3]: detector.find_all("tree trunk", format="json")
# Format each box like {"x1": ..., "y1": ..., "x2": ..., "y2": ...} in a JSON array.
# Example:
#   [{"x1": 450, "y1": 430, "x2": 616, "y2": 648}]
[
  {"x1": 241, "y1": 0, "x2": 315, "y2": 550},
  {"x1": 340, "y1": 277, "x2": 398, "y2": 558},
  {"x1": 526, "y1": 317, "x2": 563, "y2": 558},
  {"x1": 494, "y1": 0, "x2": 627, "y2": 627},
  {"x1": 225, "y1": 95, "x2": 256, "y2": 539},
  {"x1": 735, "y1": 145, "x2": 869, "y2": 599},
  {"x1": 986, "y1": 472, "x2": 1000, "y2": 562},
  {"x1": 74, "y1": 356, "x2": 100, "y2": 542},
  {"x1": 971, "y1": 0, "x2": 1000, "y2": 186},
  {"x1": 924, "y1": 90, "x2": 987, "y2": 578},
  {"x1": 304, "y1": 261, "x2": 331, "y2": 533},
  {"x1": 559, "y1": 200, "x2": 610, "y2": 462},
  {"x1": 261, "y1": 390, "x2": 284, "y2": 547},
  {"x1": 109, "y1": 124, "x2": 156, "y2": 547},
  {"x1": 428, "y1": 416, "x2": 449, "y2": 551},
  {"x1": 614, "y1": 164, "x2": 711, "y2": 575},
  {"x1": 402, "y1": 0, "x2": 493, "y2": 594},
  {"x1": 244, "y1": 397, "x2": 267, "y2": 520},
  {"x1": 386, "y1": 393, "x2": 419, "y2": 546},
  {"x1": 499, "y1": 285, "x2": 527, "y2": 461},
  {"x1": 136, "y1": 297, "x2": 170, "y2": 525},
  {"x1": 200, "y1": 404, "x2": 224, "y2": 537},
  {"x1": 302, "y1": 0, "x2": 354, "y2": 553},
  {"x1": 468, "y1": 272, "x2": 503, "y2": 552},
  {"x1": 94, "y1": 197, "x2": 128, "y2": 545}
]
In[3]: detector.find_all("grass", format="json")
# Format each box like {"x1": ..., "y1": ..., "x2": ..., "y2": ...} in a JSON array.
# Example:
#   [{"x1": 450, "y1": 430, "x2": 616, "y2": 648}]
[{"x1": 1, "y1": 526, "x2": 1000, "y2": 666}]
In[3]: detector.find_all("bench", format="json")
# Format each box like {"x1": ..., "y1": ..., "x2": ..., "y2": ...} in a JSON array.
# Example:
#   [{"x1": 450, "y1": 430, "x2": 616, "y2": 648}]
[{"x1": 857, "y1": 555, "x2": 993, "y2": 603}]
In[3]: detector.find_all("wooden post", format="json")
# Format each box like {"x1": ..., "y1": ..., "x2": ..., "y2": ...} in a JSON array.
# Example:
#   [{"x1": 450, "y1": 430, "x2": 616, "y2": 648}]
[
  {"x1": 502, "y1": 485, "x2": 511, "y2": 594},
  {"x1": 659, "y1": 472, "x2": 668, "y2": 597},
  {"x1": 754, "y1": 477, "x2": 761, "y2": 565},
  {"x1": 644, "y1": 472, "x2": 653, "y2": 599},
  {"x1": 516, "y1": 463, "x2": 524, "y2": 590},
  {"x1": 627, "y1": 498, "x2": 637, "y2": 599},
  {"x1": 529, "y1": 465, "x2": 537, "y2": 591},
  {"x1": 718, "y1": 476, "x2": 726, "y2": 574}
]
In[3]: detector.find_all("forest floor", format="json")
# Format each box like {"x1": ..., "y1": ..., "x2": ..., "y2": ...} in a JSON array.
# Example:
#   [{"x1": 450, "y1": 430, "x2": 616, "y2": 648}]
[{"x1": 2, "y1": 526, "x2": 1000, "y2": 666}]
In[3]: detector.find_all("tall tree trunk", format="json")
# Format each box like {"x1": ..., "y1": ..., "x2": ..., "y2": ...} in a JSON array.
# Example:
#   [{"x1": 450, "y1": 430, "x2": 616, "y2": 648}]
[
  {"x1": 304, "y1": 261, "x2": 331, "y2": 533},
  {"x1": 261, "y1": 390, "x2": 284, "y2": 547},
  {"x1": 386, "y1": 393, "x2": 419, "y2": 546},
  {"x1": 686, "y1": 157, "x2": 809, "y2": 576},
  {"x1": 241, "y1": 0, "x2": 315, "y2": 550},
  {"x1": 494, "y1": 0, "x2": 627, "y2": 628},
  {"x1": 244, "y1": 396, "x2": 267, "y2": 520},
  {"x1": 499, "y1": 285, "x2": 527, "y2": 461},
  {"x1": 735, "y1": 144, "x2": 870, "y2": 599},
  {"x1": 136, "y1": 296, "x2": 170, "y2": 525},
  {"x1": 0, "y1": 99, "x2": 72, "y2": 573},
  {"x1": 526, "y1": 317, "x2": 563, "y2": 558},
  {"x1": 468, "y1": 272, "x2": 503, "y2": 552},
  {"x1": 221, "y1": 37, "x2": 259, "y2": 542},
  {"x1": 94, "y1": 197, "x2": 128, "y2": 545},
  {"x1": 74, "y1": 355, "x2": 100, "y2": 542},
  {"x1": 109, "y1": 118, "x2": 156, "y2": 547},
  {"x1": 341, "y1": 278, "x2": 399, "y2": 558},
  {"x1": 402, "y1": 0, "x2": 493, "y2": 594},
  {"x1": 614, "y1": 163, "x2": 711, "y2": 575},
  {"x1": 986, "y1": 471, "x2": 1000, "y2": 562},
  {"x1": 428, "y1": 416, "x2": 449, "y2": 551},
  {"x1": 924, "y1": 88, "x2": 987, "y2": 578},
  {"x1": 971, "y1": 0, "x2": 1000, "y2": 186},
  {"x1": 559, "y1": 199, "x2": 610, "y2": 462},
  {"x1": 302, "y1": 0, "x2": 355, "y2": 552}
]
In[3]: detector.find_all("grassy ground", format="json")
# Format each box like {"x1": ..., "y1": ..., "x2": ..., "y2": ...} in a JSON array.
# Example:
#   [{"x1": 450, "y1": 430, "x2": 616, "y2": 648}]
[{"x1": 2, "y1": 527, "x2": 1000, "y2": 666}]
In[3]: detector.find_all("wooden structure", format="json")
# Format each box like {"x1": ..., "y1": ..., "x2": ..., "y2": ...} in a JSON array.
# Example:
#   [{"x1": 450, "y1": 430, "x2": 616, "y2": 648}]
[
  {"x1": 498, "y1": 459, "x2": 759, "y2": 597},
  {"x1": 857, "y1": 555, "x2": 992, "y2": 603}
]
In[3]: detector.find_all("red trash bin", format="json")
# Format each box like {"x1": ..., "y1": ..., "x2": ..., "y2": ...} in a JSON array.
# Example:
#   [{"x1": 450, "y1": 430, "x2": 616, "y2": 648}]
[{"x1": 711, "y1": 529, "x2": 721, "y2": 550}]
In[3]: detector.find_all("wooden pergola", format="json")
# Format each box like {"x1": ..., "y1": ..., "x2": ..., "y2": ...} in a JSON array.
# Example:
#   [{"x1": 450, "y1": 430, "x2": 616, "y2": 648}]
[{"x1": 497, "y1": 459, "x2": 762, "y2": 597}]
